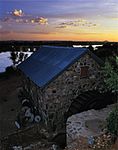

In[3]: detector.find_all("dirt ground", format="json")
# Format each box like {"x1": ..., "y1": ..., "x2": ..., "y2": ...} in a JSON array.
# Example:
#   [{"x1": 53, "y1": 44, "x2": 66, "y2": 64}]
[{"x1": 0, "y1": 72, "x2": 22, "y2": 138}]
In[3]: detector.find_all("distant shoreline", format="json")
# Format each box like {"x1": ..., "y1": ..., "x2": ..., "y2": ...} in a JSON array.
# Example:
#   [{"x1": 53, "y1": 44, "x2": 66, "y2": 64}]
[{"x1": 0, "y1": 40, "x2": 117, "y2": 52}]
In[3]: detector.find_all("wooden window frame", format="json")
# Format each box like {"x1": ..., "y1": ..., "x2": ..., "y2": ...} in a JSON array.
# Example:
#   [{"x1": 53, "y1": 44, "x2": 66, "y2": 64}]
[{"x1": 80, "y1": 66, "x2": 89, "y2": 78}]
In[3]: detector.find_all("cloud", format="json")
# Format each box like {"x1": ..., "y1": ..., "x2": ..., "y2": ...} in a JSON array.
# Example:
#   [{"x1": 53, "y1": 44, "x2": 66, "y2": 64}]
[
  {"x1": 13, "y1": 9, "x2": 24, "y2": 17},
  {"x1": 56, "y1": 18, "x2": 97, "y2": 28},
  {"x1": 1, "y1": 8, "x2": 48, "y2": 26},
  {"x1": 20, "y1": 31, "x2": 50, "y2": 34},
  {"x1": 39, "y1": 17, "x2": 48, "y2": 25},
  {"x1": 110, "y1": 17, "x2": 118, "y2": 20},
  {"x1": 0, "y1": 25, "x2": 2, "y2": 29},
  {"x1": 0, "y1": 29, "x2": 51, "y2": 35},
  {"x1": 75, "y1": 32, "x2": 102, "y2": 35},
  {"x1": 2, "y1": 17, "x2": 13, "y2": 22},
  {"x1": 26, "y1": 31, "x2": 51, "y2": 34},
  {"x1": 56, "y1": 25, "x2": 68, "y2": 28},
  {"x1": 30, "y1": 17, "x2": 48, "y2": 25},
  {"x1": 1, "y1": 15, "x2": 48, "y2": 25},
  {"x1": 0, "y1": 30, "x2": 11, "y2": 34}
]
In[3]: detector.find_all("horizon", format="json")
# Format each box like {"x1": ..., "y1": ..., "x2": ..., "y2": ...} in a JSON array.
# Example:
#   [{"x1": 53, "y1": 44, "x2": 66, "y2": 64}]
[
  {"x1": 0, "y1": 0, "x2": 118, "y2": 41},
  {"x1": 0, "y1": 39, "x2": 118, "y2": 42}
]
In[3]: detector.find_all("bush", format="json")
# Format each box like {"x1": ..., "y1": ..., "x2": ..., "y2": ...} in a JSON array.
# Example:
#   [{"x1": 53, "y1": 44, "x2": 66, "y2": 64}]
[
  {"x1": 5, "y1": 66, "x2": 15, "y2": 73},
  {"x1": 103, "y1": 57, "x2": 118, "y2": 93},
  {"x1": 0, "y1": 66, "x2": 18, "y2": 79},
  {"x1": 107, "y1": 105, "x2": 118, "y2": 136}
]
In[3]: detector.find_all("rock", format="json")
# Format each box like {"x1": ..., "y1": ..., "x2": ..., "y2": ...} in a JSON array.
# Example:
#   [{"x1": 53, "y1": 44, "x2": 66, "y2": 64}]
[
  {"x1": 66, "y1": 104, "x2": 116, "y2": 150},
  {"x1": 34, "y1": 115, "x2": 41, "y2": 123},
  {"x1": 21, "y1": 106, "x2": 29, "y2": 112},
  {"x1": 15, "y1": 121, "x2": 21, "y2": 129},
  {"x1": 12, "y1": 146, "x2": 22, "y2": 150},
  {"x1": 68, "y1": 136, "x2": 90, "y2": 150},
  {"x1": 22, "y1": 99, "x2": 32, "y2": 108},
  {"x1": 25, "y1": 108, "x2": 31, "y2": 117},
  {"x1": 52, "y1": 144, "x2": 60, "y2": 150}
]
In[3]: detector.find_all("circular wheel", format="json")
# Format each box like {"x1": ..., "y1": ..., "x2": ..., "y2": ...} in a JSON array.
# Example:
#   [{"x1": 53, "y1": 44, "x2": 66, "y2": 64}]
[{"x1": 65, "y1": 91, "x2": 114, "y2": 120}]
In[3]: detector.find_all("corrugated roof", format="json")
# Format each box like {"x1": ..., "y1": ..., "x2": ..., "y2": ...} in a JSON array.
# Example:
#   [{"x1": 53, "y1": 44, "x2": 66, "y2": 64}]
[{"x1": 18, "y1": 46, "x2": 93, "y2": 88}]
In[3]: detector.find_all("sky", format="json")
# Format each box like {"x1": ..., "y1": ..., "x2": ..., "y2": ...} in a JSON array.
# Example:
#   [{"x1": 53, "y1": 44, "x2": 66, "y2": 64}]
[{"x1": 0, "y1": 0, "x2": 118, "y2": 41}]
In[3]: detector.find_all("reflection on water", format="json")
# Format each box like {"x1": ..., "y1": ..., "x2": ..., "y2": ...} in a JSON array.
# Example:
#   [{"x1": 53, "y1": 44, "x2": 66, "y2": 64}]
[
  {"x1": 0, "y1": 52, "x2": 13, "y2": 73},
  {"x1": 73, "y1": 44, "x2": 103, "y2": 50},
  {"x1": 0, "y1": 51, "x2": 32, "y2": 73}
]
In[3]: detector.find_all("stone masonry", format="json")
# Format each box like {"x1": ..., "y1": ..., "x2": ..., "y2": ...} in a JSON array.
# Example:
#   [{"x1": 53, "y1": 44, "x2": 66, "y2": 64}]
[{"x1": 22, "y1": 52, "x2": 104, "y2": 131}]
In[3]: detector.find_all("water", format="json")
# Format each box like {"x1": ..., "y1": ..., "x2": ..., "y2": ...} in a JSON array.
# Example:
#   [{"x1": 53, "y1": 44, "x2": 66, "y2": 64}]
[
  {"x1": 0, "y1": 52, "x2": 13, "y2": 73},
  {"x1": 0, "y1": 51, "x2": 32, "y2": 73},
  {"x1": 73, "y1": 44, "x2": 103, "y2": 50}
]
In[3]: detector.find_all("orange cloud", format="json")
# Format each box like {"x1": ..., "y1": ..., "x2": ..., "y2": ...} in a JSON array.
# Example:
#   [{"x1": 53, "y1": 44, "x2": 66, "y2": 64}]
[
  {"x1": 13, "y1": 9, "x2": 24, "y2": 17},
  {"x1": 39, "y1": 17, "x2": 48, "y2": 25},
  {"x1": 28, "y1": 17, "x2": 48, "y2": 25},
  {"x1": 30, "y1": 17, "x2": 48, "y2": 25}
]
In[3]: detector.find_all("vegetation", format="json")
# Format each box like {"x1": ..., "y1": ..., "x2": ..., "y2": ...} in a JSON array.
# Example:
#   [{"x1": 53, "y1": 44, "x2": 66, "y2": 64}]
[
  {"x1": 10, "y1": 51, "x2": 28, "y2": 66},
  {"x1": 94, "y1": 43, "x2": 118, "y2": 61},
  {"x1": 0, "y1": 41, "x2": 117, "y2": 52},
  {"x1": 103, "y1": 56, "x2": 118, "y2": 93},
  {"x1": 103, "y1": 56, "x2": 118, "y2": 136},
  {"x1": 0, "y1": 66, "x2": 18, "y2": 79},
  {"x1": 106, "y1": 105, "x2": 118, "y2": 136}
]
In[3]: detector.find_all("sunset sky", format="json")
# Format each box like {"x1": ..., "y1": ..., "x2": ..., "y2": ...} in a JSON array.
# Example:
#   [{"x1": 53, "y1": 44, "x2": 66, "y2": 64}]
[{"x1": 0, "y1": 0, "x2": 118, "y2": 41}]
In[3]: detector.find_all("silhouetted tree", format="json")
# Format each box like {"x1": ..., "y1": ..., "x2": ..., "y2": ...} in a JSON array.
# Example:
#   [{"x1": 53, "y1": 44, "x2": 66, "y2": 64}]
[
  {"x1": 88, "y1": 45, "x2": 94, "y2": 52},
  {"x1": 10, "y1": 51, "x2": 28, "y2": 66},
  {"x1": 10, "y1": 51, "x2": 18, "y2": 66}
]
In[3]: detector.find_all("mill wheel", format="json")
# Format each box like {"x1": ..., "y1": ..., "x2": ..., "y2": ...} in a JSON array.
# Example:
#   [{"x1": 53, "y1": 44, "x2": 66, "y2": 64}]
[{"x1": 64, "y1": 90, "x2": 116, "y2": 121}]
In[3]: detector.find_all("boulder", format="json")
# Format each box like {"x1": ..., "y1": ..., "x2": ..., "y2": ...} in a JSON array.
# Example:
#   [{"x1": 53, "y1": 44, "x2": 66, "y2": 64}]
[{"x1": 66, "y1": 104, "x2": 116, "y2": 150}]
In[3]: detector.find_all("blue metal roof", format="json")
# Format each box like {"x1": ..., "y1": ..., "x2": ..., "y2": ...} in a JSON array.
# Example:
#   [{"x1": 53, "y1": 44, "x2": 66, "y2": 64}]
[{"x1": 18, "y1": 46, "x2": 89, "y2": 88}]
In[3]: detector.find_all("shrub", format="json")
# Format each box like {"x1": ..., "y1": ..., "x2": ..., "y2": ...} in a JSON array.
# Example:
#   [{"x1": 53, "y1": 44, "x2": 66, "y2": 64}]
[
  {"x1": 5, "y1": 66, "x2": 15, "y2": 73},
  {"x1": 0, "y1": 66, "x2": 18, "y2": 79},
  {"x1": 106, "y1": 105, "x2": 118, "y2": 136},
  {"x1": 103, "y1": 57, "x2": 118, "y2": 93}
]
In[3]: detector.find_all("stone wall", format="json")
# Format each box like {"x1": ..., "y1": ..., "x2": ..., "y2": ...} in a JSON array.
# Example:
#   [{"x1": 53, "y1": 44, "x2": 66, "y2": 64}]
[
  {"x1": 22, "y1": 77, "x2": 47, "y2": 125},
  {"x1": 22, "y1": 52, "x2": 104, "y2": 131}
]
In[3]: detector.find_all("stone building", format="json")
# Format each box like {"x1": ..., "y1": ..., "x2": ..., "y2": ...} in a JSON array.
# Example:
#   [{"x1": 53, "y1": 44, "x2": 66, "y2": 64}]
[{"x1": 18, "y1": 46, "x2": 103, "y2": 131}]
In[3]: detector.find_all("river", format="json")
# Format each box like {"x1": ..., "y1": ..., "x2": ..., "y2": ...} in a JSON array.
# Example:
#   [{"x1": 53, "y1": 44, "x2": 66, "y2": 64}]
[{"x1": 0, "y1": 51, "x2": 32, "y2": 73}]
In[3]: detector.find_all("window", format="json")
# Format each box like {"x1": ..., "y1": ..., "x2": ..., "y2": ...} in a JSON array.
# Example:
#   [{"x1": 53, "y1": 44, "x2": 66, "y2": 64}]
[{"x1": 80, "y1": 66, "x2": 89, "y2": 78}]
